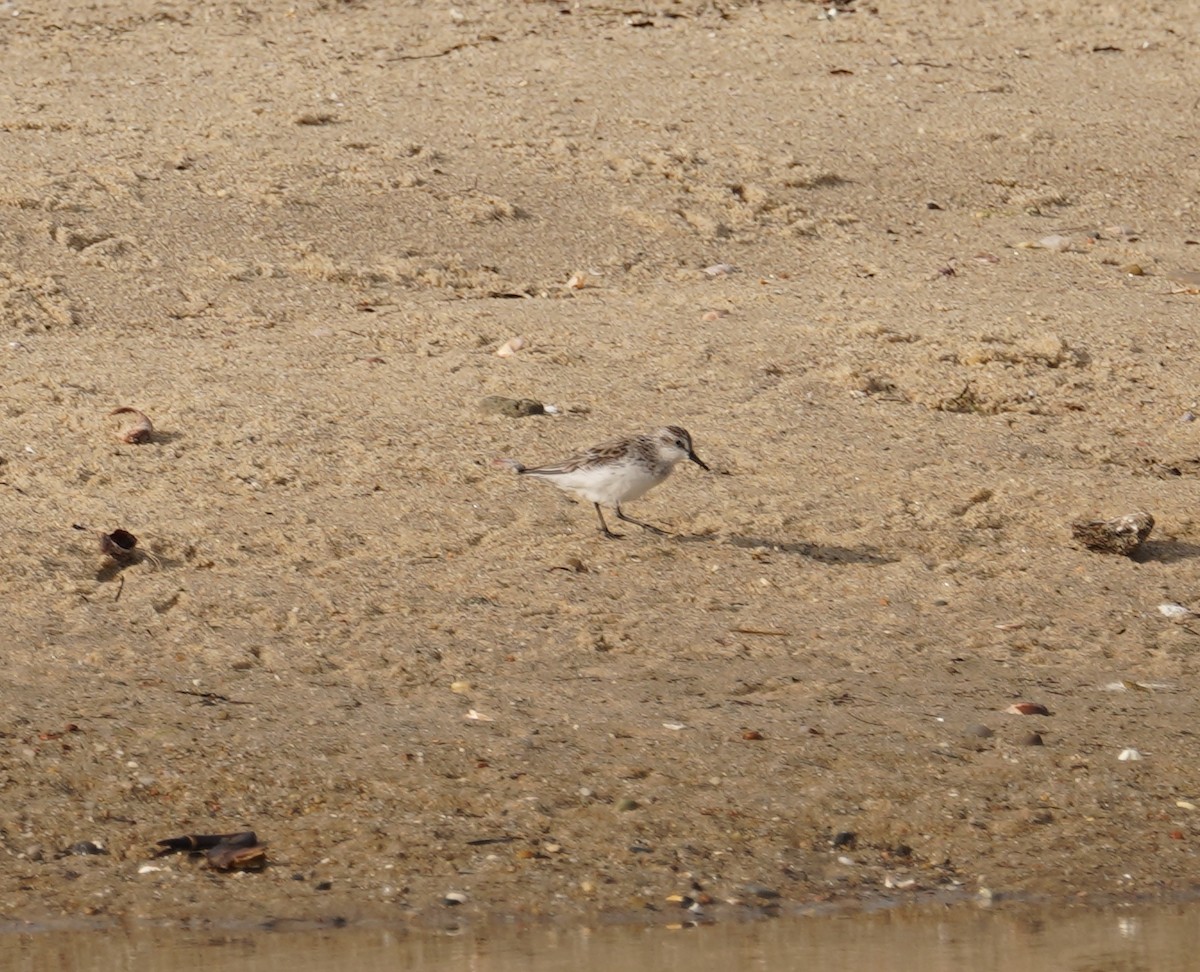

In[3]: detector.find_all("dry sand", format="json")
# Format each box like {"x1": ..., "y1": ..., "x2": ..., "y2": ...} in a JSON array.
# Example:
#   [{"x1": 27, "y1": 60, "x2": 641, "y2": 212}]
[{"x1": 3, "y1": 0, "x2": 1200, "y2": 928}]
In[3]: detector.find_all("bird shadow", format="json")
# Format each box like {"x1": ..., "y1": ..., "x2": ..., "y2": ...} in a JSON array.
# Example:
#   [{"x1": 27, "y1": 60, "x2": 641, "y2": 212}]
[
  {"x1": 1132, "y1": 540, "x2": 1200, "y2": 564},
  {"x1": 720, "y1": 534, "x2": 898, "y2": 566}
]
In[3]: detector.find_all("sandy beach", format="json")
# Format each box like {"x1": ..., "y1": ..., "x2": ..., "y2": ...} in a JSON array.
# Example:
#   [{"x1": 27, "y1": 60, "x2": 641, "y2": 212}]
[{"x1": 3, "y1": 0, "x2": 1200, "y2": 927}]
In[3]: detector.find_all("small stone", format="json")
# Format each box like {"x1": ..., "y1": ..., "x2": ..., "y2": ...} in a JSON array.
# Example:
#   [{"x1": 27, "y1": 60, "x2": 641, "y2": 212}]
[
  {"x1": 1121, "y1": 263, "x2": 1145, "y2": 276},
  {"x1": 1020, "y1": 732, "x2": 1044, "y2": 746},
  {"x1": 616, "y1": 798, "x2": 640, "y2": 812},
  {"x1": 443, "y1": 890, "x2": 469, "y2": 905},
  {"x1": 741, "y1": 882, "x2": 780, "y2": 900},
  {"x1": 966, "y1": 724, "x2": 994, "y2": 738},
  {"x1": 479, "y1": 395, "x2": 545, "y2": 418}
]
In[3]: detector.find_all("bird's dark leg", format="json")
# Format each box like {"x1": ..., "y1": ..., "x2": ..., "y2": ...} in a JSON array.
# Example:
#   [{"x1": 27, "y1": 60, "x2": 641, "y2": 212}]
[
  {"x1": 594, "y1": 504, "x2": 623, "y2": 539},
  {"x1": 615, "y1": 504, "x2": 671, "y2": 536}
]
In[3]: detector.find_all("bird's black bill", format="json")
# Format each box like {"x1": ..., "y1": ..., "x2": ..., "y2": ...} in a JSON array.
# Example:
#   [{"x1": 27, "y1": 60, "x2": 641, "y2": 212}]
[{"x1": 689, "y1": 452, "x2": 710, "y2": 471}]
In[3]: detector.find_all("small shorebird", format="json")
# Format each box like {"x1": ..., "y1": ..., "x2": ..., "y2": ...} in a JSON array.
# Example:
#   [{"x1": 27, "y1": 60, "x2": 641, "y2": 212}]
[{"x1": 501, "y1": 426, "x2": 709, "y2": 538}]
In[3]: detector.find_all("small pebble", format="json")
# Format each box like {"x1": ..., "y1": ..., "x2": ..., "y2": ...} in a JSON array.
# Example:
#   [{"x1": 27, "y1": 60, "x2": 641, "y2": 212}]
[
  {"x1": 443, "y1": 891, "x2": 469, "y2": 905},
  {"x1": 616, "y1": 798, "x2": 640, "y2": 812},
  {"x1": 479, "y1": 395, "x2": 545, "y2": 418},
  {"x1": 1118, "y1": 748, "x2": 1143, "y2": 762},
  {"x1": 741, "y1": 882, "x2": 780, "y2": 900},
  {"x1": 966, "y1": 724, "x2": 994, "y2": 738},
  {"x1": 1021, "y1": 732, "x2": 1044, "y2": 746}
]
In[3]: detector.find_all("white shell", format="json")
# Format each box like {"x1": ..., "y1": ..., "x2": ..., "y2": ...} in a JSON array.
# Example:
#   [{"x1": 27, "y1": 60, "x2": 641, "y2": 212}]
[
  {"x1": 1158, "y1": 603, "x2": 1192, "y2": 619},
  {"x1": 494, "y1": 336, "x2": 527, "y2": 357}
]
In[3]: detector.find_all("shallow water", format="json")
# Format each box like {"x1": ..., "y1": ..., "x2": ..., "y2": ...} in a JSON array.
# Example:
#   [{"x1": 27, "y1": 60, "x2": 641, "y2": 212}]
[{"x1": 6, "y1": 903, "x2": 1200, "y2": 972}]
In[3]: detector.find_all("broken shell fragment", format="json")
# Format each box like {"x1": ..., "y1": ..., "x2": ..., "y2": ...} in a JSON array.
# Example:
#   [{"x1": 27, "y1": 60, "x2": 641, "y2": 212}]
[
  {"x1": 110, "y1": 407, "x2": 153, "y2": 443},
  {"x1": 99, "y1": 529, "x2": 139, "y2": 561},
  {"x1": 1005, "y1": 702, "x2": 1050, "y2": 716},
  {"x1": 1071, "y1": 511, "x2": 1154, "y2": 556},
  {"x1": 1118, "y1": 748, "x2": 1143, "y2": 762},
  {"x1": 1158, "y1": 603, "x2": 1193, "y2": 619},
  {"x1": 494, "y1": 336, "x2": 527, "y2": 357}
]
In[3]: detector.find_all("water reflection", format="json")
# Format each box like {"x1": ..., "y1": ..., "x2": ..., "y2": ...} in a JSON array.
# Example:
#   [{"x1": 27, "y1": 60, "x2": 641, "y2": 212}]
[{"x1": 4, "y1": 903, "x2": 1199, "y2": 972}]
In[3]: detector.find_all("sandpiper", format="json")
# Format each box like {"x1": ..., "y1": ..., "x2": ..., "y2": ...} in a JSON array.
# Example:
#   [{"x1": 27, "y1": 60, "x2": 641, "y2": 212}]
[{"x1": 501, "y1": 426, "x2": 709, "y2": 538}]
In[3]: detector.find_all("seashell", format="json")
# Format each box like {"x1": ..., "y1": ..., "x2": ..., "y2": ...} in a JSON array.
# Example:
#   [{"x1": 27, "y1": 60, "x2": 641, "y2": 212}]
[
  {"x1": 1037, "y1": 234, "x2": 1073, "y2": 252},
  {"x1": 1117, "y1": 748, "x2": 1143, "y2": 762},
  {"x1": 99, "y1": 529, "x2": 139, "y2": 560},
  {"x1": 494, "y1": 336, "x2": 527, "y2": 357},
  {"x1": 1072, "y1": 511, "x2": 1153, "y2": 556},
  {"x1": 1158, "y1": 603, "x2": 1193, "y2": 619},
  {"x1": 110, "y1": 407, "x2": 153, "y2": 443},
  {"x1": 1005, "y1": 702, "x2": 1050, "y2": 716}
]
